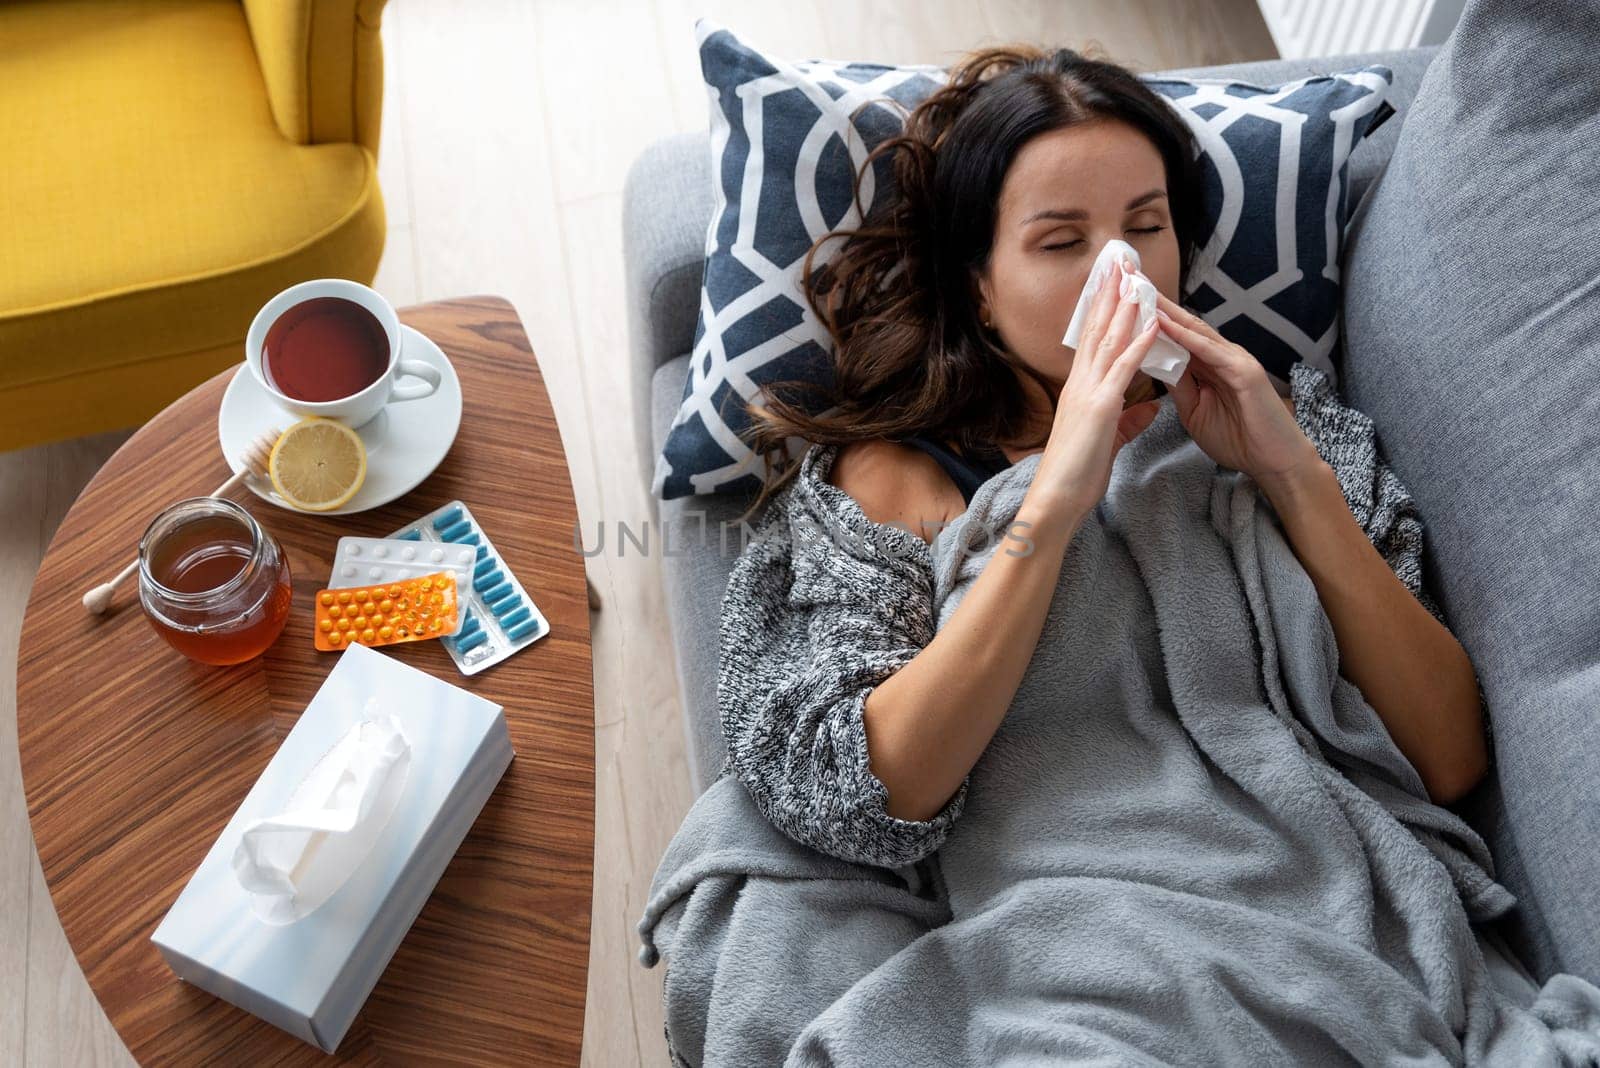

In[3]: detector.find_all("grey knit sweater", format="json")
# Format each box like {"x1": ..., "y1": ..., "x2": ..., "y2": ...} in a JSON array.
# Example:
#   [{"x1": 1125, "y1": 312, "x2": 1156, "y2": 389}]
[{"x1": 715, "y1": 362, "x2": 1473, "y2": 870}]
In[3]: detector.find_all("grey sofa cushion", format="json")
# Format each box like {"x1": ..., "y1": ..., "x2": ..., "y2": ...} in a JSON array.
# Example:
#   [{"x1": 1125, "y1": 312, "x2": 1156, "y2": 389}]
[{"x1": 1341, "y1": 0, "x2": 1600, "y2": 983}]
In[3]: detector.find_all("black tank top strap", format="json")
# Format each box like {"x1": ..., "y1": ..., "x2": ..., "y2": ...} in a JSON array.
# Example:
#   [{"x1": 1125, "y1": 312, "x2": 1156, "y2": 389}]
[{"x1": 896, "y1": 435, "x2": 1011, "y2": 506}]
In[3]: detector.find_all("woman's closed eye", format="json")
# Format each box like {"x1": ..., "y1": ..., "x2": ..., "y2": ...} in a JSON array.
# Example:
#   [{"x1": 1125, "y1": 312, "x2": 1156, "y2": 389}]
[{"x1": 1041, "y1": 225, "x2": 1167, "y2": 252}]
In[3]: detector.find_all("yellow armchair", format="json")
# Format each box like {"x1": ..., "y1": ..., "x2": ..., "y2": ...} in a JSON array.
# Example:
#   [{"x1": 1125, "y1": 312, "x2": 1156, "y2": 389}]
[{"x1": 0, "y1": 0, "x2": 389, "y2": 451}]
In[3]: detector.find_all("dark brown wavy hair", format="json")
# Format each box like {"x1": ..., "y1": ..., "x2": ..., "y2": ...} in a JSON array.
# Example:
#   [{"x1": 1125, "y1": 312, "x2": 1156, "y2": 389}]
[{"x1": 732, "y1": 43, "x2": 1207, "y2": 526}]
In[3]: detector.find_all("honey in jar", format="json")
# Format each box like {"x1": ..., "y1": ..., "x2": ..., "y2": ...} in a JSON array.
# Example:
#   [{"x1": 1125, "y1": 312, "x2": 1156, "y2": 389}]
[{"x1": 138, "y1": 498, "x2": 292, "y2": 665}]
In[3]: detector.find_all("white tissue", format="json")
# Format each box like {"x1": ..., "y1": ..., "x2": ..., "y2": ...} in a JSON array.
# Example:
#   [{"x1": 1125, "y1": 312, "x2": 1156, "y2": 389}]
[
  {"x1": 231, "y1": 697, "x2": 411, "y2": 925},
  {"x1": 1061, "y1": 238, "x2": 1191, "y2": 386}
]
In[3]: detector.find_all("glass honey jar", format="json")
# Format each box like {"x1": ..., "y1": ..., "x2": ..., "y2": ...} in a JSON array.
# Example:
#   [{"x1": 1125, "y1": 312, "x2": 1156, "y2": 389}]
[{"x1": 138, "y1": 497, "x2": 293, "y2": 665}]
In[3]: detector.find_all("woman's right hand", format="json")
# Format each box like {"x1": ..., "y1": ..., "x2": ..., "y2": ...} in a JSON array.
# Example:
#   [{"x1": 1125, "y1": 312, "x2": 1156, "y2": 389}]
[{"x1": 1032, "y1": 258, "x2": 1166, "y2": 517}]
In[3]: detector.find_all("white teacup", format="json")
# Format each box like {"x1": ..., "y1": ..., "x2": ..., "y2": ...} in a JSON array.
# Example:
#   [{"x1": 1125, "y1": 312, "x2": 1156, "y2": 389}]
[{"x1": 246, "y1": 279, "x2": 440, "y2": 428}]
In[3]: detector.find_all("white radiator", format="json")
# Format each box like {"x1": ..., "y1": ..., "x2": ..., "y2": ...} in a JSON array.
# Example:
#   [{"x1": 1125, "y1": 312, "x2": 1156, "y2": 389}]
[{"x1": 1255, "y1": 0, "x2": 1467, "y2": 58}]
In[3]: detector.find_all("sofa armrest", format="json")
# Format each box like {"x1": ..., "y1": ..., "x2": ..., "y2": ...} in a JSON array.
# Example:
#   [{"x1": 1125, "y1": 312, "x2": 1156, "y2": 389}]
[
  {"x1": 623, "y1": 131, "x2": 715, "y2": 484},
  {"x1": 241, "y1": 0, "x2": 388, "y2": 154}
]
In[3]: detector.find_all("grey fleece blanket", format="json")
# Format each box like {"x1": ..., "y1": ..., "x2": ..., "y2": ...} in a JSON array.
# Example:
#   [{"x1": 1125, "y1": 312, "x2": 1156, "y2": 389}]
[{"x1": 637, "y1": 396, "x2": 1600, "y2": 1066}]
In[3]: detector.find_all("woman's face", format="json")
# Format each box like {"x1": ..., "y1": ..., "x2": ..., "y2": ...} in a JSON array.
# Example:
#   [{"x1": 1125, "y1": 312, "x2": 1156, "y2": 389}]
[{"x1": 976, "y1": 118, "x2": 1180, "y2": 399}]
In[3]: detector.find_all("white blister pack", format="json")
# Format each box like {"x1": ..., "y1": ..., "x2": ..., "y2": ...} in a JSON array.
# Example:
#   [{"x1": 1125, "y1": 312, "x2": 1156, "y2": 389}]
[{"x1": 327, "y1": 538, "x2": 475, "y2": 636}]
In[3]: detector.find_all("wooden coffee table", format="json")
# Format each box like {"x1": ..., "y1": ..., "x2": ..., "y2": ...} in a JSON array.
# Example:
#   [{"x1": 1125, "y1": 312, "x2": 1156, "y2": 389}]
[{"x1": 15, "y1": 297, "x2": 594, "y2": 1064}]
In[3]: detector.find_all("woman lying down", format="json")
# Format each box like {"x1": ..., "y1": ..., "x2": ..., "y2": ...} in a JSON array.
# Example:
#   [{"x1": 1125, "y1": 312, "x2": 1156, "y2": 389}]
[{"x1": 637, "y1": 46, "x2": 1600, "y2": 1066}]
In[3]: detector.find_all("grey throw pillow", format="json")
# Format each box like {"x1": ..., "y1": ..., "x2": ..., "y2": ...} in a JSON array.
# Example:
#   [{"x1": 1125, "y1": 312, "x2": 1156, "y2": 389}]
[{"x1": 1340, "y1": 0, "x2": 1600, "y2": 983}]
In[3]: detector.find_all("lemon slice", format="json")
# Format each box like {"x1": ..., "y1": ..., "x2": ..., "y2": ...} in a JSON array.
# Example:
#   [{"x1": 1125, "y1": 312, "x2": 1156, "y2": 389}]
[{"x1": 268, "y1": 417, "x2": 367, "y2": 512}]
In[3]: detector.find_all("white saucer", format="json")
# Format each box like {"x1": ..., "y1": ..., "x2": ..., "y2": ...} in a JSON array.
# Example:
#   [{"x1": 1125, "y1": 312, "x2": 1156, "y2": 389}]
[{"x1": 217, "y1": 325, "x2": 463, "y2": 515}]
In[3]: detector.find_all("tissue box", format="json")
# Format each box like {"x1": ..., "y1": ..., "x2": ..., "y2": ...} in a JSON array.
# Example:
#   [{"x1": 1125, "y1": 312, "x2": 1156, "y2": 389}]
[{"x1": 150, "y1": 642, "x2": 514, "y2": 1053}]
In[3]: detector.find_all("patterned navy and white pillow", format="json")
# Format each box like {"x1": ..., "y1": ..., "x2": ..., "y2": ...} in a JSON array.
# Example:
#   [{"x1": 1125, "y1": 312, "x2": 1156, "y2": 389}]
[
  {"x1": 1144, "y1": 71, "x2": 1395, "y2": 391},
  {"x1": 653, "y1": 19, "x2": 1395, "y2": 500},
  {"x1": 651, "y1": 21, "x2": 945, "y2": 501}
]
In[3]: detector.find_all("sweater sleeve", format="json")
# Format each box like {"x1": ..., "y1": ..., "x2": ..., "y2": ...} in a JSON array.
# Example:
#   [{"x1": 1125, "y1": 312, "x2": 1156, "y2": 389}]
[
  {"x1": 1287, "y1": 362, "x2": 1493, "y2": 751},
  {"x1": 1288, "y1": 361, "x2": 1450, "y2": 628},
  {"x1": 715, "y1": 445, "x2": 968, "y2": 869}
]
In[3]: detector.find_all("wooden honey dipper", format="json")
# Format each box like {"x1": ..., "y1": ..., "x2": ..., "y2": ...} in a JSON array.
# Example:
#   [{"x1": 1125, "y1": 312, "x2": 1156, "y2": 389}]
[{"x1": 82, "y1": 428, "x2": 282, "y2": 615}]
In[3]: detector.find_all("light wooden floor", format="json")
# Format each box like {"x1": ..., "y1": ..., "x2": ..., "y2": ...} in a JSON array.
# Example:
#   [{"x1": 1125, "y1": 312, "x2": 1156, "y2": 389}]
[{"x1": 0, "y1": 2, "x2": 1274, "y2": 1064}]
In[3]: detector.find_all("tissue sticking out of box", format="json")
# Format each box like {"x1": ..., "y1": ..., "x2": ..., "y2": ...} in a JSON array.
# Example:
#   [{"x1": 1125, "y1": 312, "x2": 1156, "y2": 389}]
[
  {"x1": 1061, "y1": 238, "x2": 1191, "y2": 387},
  {"x1": 231, "y1": 697, "x2": 411, "y2": 925}
]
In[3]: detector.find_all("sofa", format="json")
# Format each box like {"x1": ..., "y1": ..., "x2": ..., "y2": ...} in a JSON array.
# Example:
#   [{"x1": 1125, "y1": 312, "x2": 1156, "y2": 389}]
[
  {"x1": 625, "y1": 5, "x2": 1599, "y2": 988},
  {"x1": 0, "y1": 0, "x2": 389, "y2": 451}
]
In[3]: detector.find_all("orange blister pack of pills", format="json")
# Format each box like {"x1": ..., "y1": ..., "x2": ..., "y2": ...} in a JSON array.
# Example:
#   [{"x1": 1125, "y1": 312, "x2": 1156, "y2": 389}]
[{"x1": 313, "y1": 572, "x2": 459, "y2": 652}]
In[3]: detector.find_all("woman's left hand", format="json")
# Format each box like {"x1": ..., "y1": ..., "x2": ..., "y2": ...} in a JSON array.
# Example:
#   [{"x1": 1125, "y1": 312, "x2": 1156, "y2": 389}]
[{"x1": 1152, "y1": 291, "x2": 1322, "y2": 489}]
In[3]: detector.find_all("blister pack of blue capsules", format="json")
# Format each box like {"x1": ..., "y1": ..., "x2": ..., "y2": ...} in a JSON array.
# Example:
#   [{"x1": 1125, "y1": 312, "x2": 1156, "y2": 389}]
[{"x1": 386, "y1": 501, "x2": 550, "y2": 675}]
